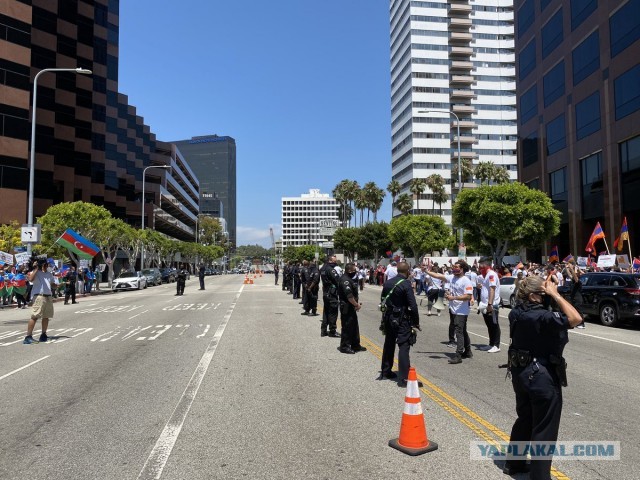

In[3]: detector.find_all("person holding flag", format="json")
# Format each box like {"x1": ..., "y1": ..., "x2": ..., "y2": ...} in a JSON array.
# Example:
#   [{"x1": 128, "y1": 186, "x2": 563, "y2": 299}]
[{"x1": 23, "y1": 257, "x2": 55, "y2": 344}]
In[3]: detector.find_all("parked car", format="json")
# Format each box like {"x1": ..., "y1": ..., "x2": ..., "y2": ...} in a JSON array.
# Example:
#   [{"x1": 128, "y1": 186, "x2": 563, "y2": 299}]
[
  {"x1": 141, "y1": 268, "x2": 162, "y2": 286},
  {"x1": 558, "y1": 272, "x2": 640, "y2": 327},
  {"x1": 112, "y1": 271, "x2": 147, "y2": 291},
  {"x1": 499, "y1": 276, "x2": 518, "y2": 308},
  {"x1": 159, "y1": 267, "x2": 175, "y2": 283}
]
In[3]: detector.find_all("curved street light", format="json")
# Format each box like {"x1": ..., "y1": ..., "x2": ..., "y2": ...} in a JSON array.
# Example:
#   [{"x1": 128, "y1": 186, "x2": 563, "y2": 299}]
[{"x1": 27, "y1": 67, "x2": 92, "y2": 254}]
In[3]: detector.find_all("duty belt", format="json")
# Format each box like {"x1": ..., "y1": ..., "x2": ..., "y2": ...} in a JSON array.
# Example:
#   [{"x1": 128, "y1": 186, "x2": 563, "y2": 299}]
[{"x1": 508, "y1": 349, "x2": 534, "y2": 368}]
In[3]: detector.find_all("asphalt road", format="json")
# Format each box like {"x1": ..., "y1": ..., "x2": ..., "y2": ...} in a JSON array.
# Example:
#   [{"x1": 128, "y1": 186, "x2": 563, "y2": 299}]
[{"x1": 0, "y1": 274, "x2": 637, "y2": 479}]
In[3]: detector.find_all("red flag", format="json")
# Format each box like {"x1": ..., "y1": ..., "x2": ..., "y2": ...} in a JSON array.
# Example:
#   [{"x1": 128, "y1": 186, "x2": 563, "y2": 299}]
[{"x1": 585, "y1": 222, "x2": 605, "y2": 253}]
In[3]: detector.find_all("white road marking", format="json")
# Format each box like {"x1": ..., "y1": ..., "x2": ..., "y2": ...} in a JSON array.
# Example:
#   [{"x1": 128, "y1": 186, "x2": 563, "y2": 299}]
[
  {"x1": 50, "y1": 328, "x2": 94, "y2": 344},
  {"x1": 196, "y1": 325, "x2": 210, "y2": 338},
  {"x1": 91, "y1": 330, "x2": 120, "y2": 342},
  {"x1": 137, "y1": 284, "x2": 245, "y2": 479},
  {"x1": 0, "y1": 330, "x2": 21, "y2": 340},
  {"x1": 122, "y1": 326, "x2": 152, "y2": 341},
  {"x1": 0, "y1": 356, "x2": 50, "y2": 381},
  {"x1": 129, "y1": 310, "x2": 149, "y2": 320},
  {"x1": 568, "y1": 330, "x2": 640, "y2": 349},
  {"x1": 177, "y1": 325, "x2": 190, "y2": 336}
]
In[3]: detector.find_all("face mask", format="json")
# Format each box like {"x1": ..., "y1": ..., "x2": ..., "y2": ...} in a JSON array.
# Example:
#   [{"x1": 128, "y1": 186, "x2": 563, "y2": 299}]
[
  {"x1": 350, "y1": 271, "x2": 358, "y2": 279},
  {"x1": 47, "y1": 267, "x2": 53, "y2": 273},
  {"x1": 479, "y1": 266, "x2": 489, "y2": 276},
  {"x1": 451, "y1": 268, "x2": 461, "y2": 275}
]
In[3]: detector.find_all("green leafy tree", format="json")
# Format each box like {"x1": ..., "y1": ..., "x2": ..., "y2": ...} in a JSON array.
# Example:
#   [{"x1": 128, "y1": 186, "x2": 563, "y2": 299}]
[
  {"x1": 453, "y1": 183, "x2": 561, "y2": 266},
  {"x1": 0, "y1": 220, "x2": 22, "y2": 253},
  {"x1": 388, "y1": 215, "x2": 452, "y2": 260},
  {"x1": 359, "y1": 222, "x2": 392, "y2": 262},
  {"x1": 474, "y1": 161, "x2": 510, "y2": 185},
  {"x1": 333, "y1": 227, "x2": 361, "y2": 261},
  {"x1": 426, "y1": 174, "x2": 446, "y2": 214},
  {"x1": 410, "y1": 178, "x2": 427, "y2": 214},
  {"x1": 364, "y1": 182, "x2": 385, "y2": 222},
  {"x1": 235, "y1": 244, "x2": 270, "y2": 258},
  {"x1": 492, "y1": 165, "x2": 511, "y2": 184},
  {"x1": 387, "y1": 179, "x2": 401, "y2": 215},
  {"x1": 198, "y1": 216, "x2": 224, "y2": 246},
  {"x1": 451, "y1": 158, "x2": 475, "y2": 184},
  {"x1": 395, "y1": 192, "x2": 413, "y2": 215}
]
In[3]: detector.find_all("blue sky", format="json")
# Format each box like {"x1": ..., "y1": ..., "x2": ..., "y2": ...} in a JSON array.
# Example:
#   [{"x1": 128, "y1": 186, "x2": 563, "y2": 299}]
[{"x1": 118, "y1": 1, "x2": 392, "y2": 247}]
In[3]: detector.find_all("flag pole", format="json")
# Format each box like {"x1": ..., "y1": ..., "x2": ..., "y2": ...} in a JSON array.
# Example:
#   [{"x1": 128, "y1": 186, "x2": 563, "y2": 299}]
[{"x1": 602, "y1": 237, "x2": 610, "y2": 255}]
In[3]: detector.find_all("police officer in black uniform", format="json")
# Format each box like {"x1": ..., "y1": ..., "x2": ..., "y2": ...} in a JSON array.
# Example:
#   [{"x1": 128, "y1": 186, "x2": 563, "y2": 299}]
[
  {"x1": 337, "y1": 263, "x2": 366, "y2": 354},
  {"x1": 379, "y1": 261, "x2": 420, "y2": 387},
  {"x1": 176, "y1": 264, "x2": 187, "y2": 296},
  {"x1": 292, "y1": 262, "x2": 301, "y2": 299},
  {"x1": 505, "y1": 275, "x2": 582, "y2": 478},
  {"x1": 283, "y1": 263, "x2": 291, "y2": 292},
  {"x1": 302, "y1": 260, "x2": 320, "y2": 315},
  {"x1": 64, "y1": 265, "x2": 78, "y2": 305},
  {"x1": 299, "y1": 260, "x2": 309, "y2": 307},
  {"x1": 320, "y1": 255, "x2": 341, "y2": 337}
]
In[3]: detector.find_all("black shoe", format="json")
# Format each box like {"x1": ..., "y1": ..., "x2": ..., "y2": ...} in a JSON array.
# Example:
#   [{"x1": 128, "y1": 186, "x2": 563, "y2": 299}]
[
  {"x1": 353, "y1": 346, "x2": 367, "y2": 352},
  {"x1": 503, "y1": 462, "x2": 530, "y2": 475},
  {"x1": 328, "y1": 332, "x2": 341, "y2": 338},
  {"x1": 448, "y1": 355, "x2": 463, "y2": 364},
  {"x1": 398, "y1": 380, "x2": 423, "y2": 388},
  {"x1": 378, "y1": 371, "x2": 398, "y2": 380},
  {"x1": 309, "y1": 312, "x2": 319, "y2": 317},
  {"x1": 462, "y1": 350, "x2": 473, "y2": 359},
  {"x1": 72, "y1": 302, "x2": 78, "y2": 304},
  {"x1": 64, "y1": 302, "x2": 69, "y2": 305},
  {"x1": 39, "y1": 333, "x2": 48, "y2": 343},
  {"x1": 321, "y1": 332, "x2": 328, "y2": 337},
  {"x1": 339, "y1": 347, "x2": 356, "y2": 354},
  {"x1": 298, "y1": 301, "x2": 304, "y2": 304},
  {"x1": 300, "y1": 311, "x2": 309, "y2": 315}
]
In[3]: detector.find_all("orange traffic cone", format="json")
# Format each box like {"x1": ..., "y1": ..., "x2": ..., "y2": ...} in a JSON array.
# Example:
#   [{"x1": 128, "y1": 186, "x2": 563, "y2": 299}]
[{"x1": 389, "y1": 367, "x2": 438, "y2": 456}]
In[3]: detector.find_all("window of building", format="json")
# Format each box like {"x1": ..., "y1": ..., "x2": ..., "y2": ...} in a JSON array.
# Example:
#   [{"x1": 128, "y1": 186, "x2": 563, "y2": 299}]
[
  {"x1": 541, "y1": 0, "x2": 552, "y2": 11},
  {"x1": 520, "y1": 85, "x2": 538, "y2": 124},
  {"x1": 572, "y1": 30, "x2": 599, "y2": 85},
  {"x1": 518, "y1": 0, "x2": 535, "y2": 38},
  {"x1": 570, "y1": 0, "x2": 597, "y2": 30},
  {"x1": 526, "y1": 178, "x2": 540, "y2": 190},
  {"x1": 519, "y1": 40, "x2": 536, "y2": 81},
  {"x1": 522, "y1": 131, "x2": 539, "y2": 167},
  {"x1": 575, "y1": 91, "x2": 601, "y2": 140},
  {"x1": 546, "y1": 114, "x2": 566, "y2": 155},
  {"x1": 543, "y1": 61, "x2": 565, "y2": 107},
  {"x1": 581, "y1": 151, "x2": 604, "y2": 219},
  {"x1": 550, "y1": 168, "x2": 567, "y2": 197},
  {"x1": 614, "y1": 64, "x2": 640, "y2": 120},
  {"x1": 542, "y1": 9, "x2": 563, "y2": 58},
  {"x1": 610, "y1": 0, "x2": 640, "y2": 57},
  {"x1": 620, "y1": 135, "x2": 640, "y2": 173}
]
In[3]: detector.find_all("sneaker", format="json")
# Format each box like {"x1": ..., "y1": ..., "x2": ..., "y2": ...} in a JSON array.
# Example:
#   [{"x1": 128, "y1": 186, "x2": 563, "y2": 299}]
[
  {"x1": 576, "y1": 322, "x2": 586, "y2": 329},
  {"x1": 39, "y1": 333, "x2": 48, "y2": 343},
  {"x1": 446, "y1": 342, "x2": 456, "y2": 348},
  {"x1": 23, "y1": 336, "x2": 37, "y2": 345},
  {"x1": 487, "y1": 346, "x2": 501, "y2": 353}
]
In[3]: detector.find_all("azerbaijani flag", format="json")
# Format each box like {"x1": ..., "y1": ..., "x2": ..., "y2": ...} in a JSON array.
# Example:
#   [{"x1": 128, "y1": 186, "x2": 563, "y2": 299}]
[
  {"x1": 57, "y1": 265, "x2": 70, "y2": 277},
  {"x1": 55, "y1": 229, "x2": 99, "y2": 260},
  {"x1": 585, "y1": 222, "x2": 606, "y2": 253},
  {"x1": 11, "y1": 273, "x2": 27, "y2": 295},
  {"x1": 549, "y1": 246, "x2": 559, "y2": 263},
  {"x1": 0, "y1": 275, "x2": 5, "y2": 294},
  {"x1": 632, "y1": 257, "x2": 640, "y2": 271},
  {"x1": 562, "y1": 254, "x2": 573, "y2": 262}
]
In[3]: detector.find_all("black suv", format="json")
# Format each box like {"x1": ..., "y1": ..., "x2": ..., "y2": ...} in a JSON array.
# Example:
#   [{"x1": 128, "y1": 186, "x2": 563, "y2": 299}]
[
  {"x1": 559, "y1": 272, "x2": 640, "y2": 327},
  {"x1": 159, "y1": 267, "x2": 175, "y2": 283}
]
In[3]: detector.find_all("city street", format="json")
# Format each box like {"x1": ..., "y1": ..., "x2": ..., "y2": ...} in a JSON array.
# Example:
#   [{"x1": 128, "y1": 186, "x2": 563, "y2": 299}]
[{"x1": 0, "y1": 274, "x2": 638, "y2": 479}]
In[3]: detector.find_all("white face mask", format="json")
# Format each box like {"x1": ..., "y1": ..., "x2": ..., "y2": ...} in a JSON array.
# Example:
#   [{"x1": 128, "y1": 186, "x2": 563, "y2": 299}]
[{"x1": 47, "y1": 267, "x2": 53, "y2": 273}]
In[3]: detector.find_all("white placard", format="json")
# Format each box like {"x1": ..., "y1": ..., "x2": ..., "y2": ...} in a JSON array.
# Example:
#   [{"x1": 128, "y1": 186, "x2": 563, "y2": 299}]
[
  {"x1": 0, "y1": 251, "x2": 14, "y2": 265},
  {"x1": 616, "y1": 254, "x2": 630, "y2": 269},
  {"x1": 576, "y1": 256, "x2": 589, "y2": 268},
  {"x1": 14, "y1": 252, "x2": 31, "y2": 265},
  {"x1": 79, "y1": 259, "x2": 90, "y2": 269},
  {"x1": 597, "y1": 254, "x2": 617, "y2": 268}
]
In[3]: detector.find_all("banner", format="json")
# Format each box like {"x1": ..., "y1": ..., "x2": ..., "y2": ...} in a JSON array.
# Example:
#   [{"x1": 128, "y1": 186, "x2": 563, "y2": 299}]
[
  {"x1": 14, "y1": 252, "x2": 31, "y2": 265},
  {"x1": 597, "y1": 255, "x2": 616, "y2": 268},
  {"x1": 0, "y1": 251, "x2": 13, "y2": 265},
  {"x1": 576, "y1": 257, "x2": 589, "y2": 268},
  {"x1": 616, "y1": 254, "x2": 630, "y2": 269}
]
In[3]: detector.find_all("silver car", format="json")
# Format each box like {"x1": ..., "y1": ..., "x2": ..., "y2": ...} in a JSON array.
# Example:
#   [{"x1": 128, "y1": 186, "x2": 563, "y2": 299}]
[
  {"x1": 112, "y1": 271, "x2": 147, "y2": 291},
  {"x1": 499, "y1": 276, "x2": 517, "y2": 308}
]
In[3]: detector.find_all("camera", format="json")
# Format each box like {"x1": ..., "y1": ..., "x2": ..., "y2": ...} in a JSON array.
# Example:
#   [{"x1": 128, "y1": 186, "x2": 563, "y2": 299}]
[
  {"x1": 31, "y1": 254, "x2": 48, "y2": 269},
  {"x1": 378, "y1": 303, "x2": 387, "y2": 313}
]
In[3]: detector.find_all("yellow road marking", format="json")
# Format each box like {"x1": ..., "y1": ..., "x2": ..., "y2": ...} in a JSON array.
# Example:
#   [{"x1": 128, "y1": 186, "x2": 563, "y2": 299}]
[{"x1": 360, "y1": 335, "x2": 570, "y2": 480}]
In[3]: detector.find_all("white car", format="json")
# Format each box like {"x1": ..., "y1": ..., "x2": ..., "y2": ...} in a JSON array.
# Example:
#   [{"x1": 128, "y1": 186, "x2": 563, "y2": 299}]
[
  {"x1": 112, "y1": 271, "x2": 147, "y2": 291},
  {"x1": 499, "y1": 276, "x2": 517, "y2": 308}
]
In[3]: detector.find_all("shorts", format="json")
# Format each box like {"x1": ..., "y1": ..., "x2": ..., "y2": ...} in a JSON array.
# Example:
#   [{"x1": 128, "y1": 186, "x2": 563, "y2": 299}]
[{"x1": 32, "y1": 295, "x2": 54, "y2": 319}]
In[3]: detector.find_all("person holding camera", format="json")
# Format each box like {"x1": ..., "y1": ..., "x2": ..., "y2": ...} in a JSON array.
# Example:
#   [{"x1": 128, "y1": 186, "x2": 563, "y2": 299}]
[
  {"x1": 379, "y1": 261, "x2": 420, "y2": 387},
  {"x1": 23, "y1": 258, "x2": 55, "y2": 344},
  {"x1": 504, "y1": 275, "x2": 582, "y2": 478}
]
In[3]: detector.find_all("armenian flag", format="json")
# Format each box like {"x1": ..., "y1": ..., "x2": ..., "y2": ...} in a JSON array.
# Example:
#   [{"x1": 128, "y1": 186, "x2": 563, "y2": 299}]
[
  {"x1": 55, "y1": 229, "x2": 99, "y2": 260},
  {"x1": 562, "y1": 254, "x2": 573, "y2": 262},
  {"x1": 614, "y1": 217, "x2": 630, "y2": 252},
  {"x1": 549, "y1": 246, "x2": 559, "y2": 263},
  {"x1": 585, "y1": 222, "x2": 606, "y2": 253}
]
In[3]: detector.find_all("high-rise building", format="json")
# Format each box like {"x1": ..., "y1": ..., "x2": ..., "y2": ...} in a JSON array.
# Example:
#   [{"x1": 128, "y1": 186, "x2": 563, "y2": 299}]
[
  {"x1": 0, "y1": 0, "x2": 197, "y2": 242},
  {"x1": 515, "y1": 0, "x2": 640, "y2": 260},
  {"x1": 172, "y1": 135, "x2": 237, "y2": 246},
  {"x1": 389, "y1": 0, "x2": 517, "y2": 223},
  {"x1": 281, "y1": 189, "x2": 339, "y2": 248}
]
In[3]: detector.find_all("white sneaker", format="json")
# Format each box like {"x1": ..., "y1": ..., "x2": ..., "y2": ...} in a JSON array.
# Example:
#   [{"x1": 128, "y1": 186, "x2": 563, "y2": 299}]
[{"x1": 487, "y1": 346, "x2": 500, "y2": 353}]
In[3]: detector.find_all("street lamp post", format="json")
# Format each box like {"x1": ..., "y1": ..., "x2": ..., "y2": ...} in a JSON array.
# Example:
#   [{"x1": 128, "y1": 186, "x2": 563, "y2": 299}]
[
  {"x1": 418, "y1": 109, "x2": 463, "y2": 245},
  {"x1": 141, "y1": 165, "x2": 172, "y2": 268},
  {"x1": 27, "y1": 67, "x2": 92, "y2": 254}
]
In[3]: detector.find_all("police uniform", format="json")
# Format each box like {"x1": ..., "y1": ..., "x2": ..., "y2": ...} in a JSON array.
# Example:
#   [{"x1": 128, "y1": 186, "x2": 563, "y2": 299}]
[
  {"x1": 380, "y1": 275, "x2": 419, "y2": 383},
  {"x1": 320, "y1": 262, "x2": 341, "y2": 337},
  {"x1": 506, "y1": 302, "x2": 569, "y2": 479},
  {"x1": 64, "y1": 269, "x2": 78, "y2": 304},
  {"x1": 283, "y1": 264, "x2": 290, "y2": 292},
  {"x1": 338, "y1": 272, "x2": 362, "y2": 353},
  {"x1": 299, "y1": 263, "x2": 309, "y2": 306},
  {"x1": 176, "y1": 268, "x2": 187, "y2": 295},
  {"x1": 303, "y1": 264, "x2": 320, "y2": 315},
  {"x1": 292, "y1": 264, "x2": 301, "y2": 299}
]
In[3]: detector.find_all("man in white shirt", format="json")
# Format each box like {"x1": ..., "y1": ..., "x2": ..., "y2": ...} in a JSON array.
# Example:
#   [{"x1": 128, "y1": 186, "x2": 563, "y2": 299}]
[
  {"x1": 412, "y1": 265, "x2": 424, "y2": 296},
  {"x1": 465, "y1": 268, "x2": 478, "y2": 305},
  {"x1": 478, "y1": 257, "x2": 501, "y2": 353},
  {"x1": 384, "y1": 261, "x2": 398, "y2": 282},
  {"x1": 426, "y1": 260, "x2": 475, "y2": 363},
  {"x1": 23, "y1": 258, "x2": 55, "y2": 344}
]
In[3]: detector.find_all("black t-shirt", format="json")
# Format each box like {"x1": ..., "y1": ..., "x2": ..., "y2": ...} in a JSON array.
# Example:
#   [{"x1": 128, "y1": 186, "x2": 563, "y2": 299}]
[{"x1": 509, "y1": 302, "x2": 569, "y2": 359}]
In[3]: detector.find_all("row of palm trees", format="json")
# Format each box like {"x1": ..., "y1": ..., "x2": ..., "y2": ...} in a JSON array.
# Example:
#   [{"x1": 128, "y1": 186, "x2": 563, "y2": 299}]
[{"x1": 333, "y1": 160, "x2": 511, "y2": 223}]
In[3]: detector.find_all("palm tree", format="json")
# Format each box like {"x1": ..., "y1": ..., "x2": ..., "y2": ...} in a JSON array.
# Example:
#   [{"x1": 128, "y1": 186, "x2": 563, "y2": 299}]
[
  {"x1": 492, "y1": 166, "x2": 511, "y2": 184},
  {"x1": 432, "y1": 186, "x2": 448, "y2": 216},
  {"x1": 387, "y1": 180, "x2": 401, "y2": 216},
  {"x1": 474, "y1": 161, "x2": 495, "y2": 185},
  {"x1": 396, "y1": 193, "x2": 413, "y2": 215},
  {"x1": 345, "y1": 180, "x2": 360, "y2": 227},
  {"x1": 425, "y1": 174, "x2": 445, "y2": 213},
  {"x1": 451, "y1": 158, "x2": 475, "y2": 185},
  {"x1": 409, "y1": 178, "x2": 427, "y2": 214},
  {"x1": 332, "y1": 180, "x2": 350, "y2": 226},
  {"x1": 354, "y1": 188, "x2": 367, "y2": 227},
  {"x1": 367, "y1": 184, "x2": 386, "y2": 222}
]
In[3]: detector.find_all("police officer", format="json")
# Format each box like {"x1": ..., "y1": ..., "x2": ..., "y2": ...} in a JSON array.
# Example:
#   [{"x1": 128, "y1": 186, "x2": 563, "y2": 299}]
[
  {"x1": 504, "y1": 275, "x2": 582, "y2": 478},
  {"x1": 337, "y1": 263, "x2": 365, "y2": 354},
  {"x1": 64, "y1": 265, "x2": 78, "y2": 305},
  {"x1": 292, "y1": 262, "x2": 301, "y2": 299},
  {"x1": 198, "y1": 263, "x2": 206, "y2": 290},
  {"x1": 299, "y1": 260, "x2": 309, "y2": 307},
  {"x1": 176, "y1": 264, "x2": 187, "y2": 296},
  {"x1": 283, "y1": 262, "x2": 291, "y2": 292},
  {"x1": 380, "y1": 262, "x2": 420, "y2": 386},
  {"x1": 302, "y1": 260, "x2": 320, "y2": 316},
  {"x1": 320, "y1": 255, "x2": 341, "y2": 338}
]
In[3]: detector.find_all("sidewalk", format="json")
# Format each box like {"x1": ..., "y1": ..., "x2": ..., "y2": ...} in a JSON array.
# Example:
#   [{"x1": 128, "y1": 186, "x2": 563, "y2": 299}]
[{"x1": 0, "y1": 284, "x2": 114, "y2": 311}]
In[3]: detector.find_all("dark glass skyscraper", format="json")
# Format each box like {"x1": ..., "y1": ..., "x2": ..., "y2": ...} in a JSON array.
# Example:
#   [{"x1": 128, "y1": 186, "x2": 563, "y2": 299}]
[{"x1": 172, "y1": 135, "x2": 237, "y2": 246}]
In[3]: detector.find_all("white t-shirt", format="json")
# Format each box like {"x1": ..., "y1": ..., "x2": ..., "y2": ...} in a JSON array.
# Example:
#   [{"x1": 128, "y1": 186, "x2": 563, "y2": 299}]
[
  {"x1": 445, "y1": 274, "x2": 474, "y2": 315},
  {"x1": 465, "y1": 270, "x2": 478, "y2": 286},
  {"x1": 427, "y1": 276, "x2": 442, "y2": 291},
  {"x1": 480, "y1": 269, "x2": 501, "y2": 306},
  {"x1": 412, "y1": 267, "x2": 423, "y2": 281},
  {"x1": 385, "y1": 265, "x2": 398, "y2": 281},
  {"x1": 31, "y1": 270, "x2": 54, "y2": 295}
]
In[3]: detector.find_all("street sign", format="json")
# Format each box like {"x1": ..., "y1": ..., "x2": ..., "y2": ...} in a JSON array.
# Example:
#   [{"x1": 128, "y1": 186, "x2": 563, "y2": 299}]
[
  {"x1": 318, "y1": 219, "x2": 341, "y2": 228},
  {"x1": 319, "y1": 227, "x2": 337, "y2": 236},
  {"x1": 321, "y1": 241, "x2": 334, "y2": 248},
  {"x1": 21, "y1": 224, "x2": 41, "y2": 244}
]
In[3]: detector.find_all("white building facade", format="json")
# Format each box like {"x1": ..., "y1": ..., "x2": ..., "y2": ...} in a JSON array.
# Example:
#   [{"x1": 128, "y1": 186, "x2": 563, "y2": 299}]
[
  {"x1": 281, "y1": 189, "x2": 339, "y2": 248},
  {"x1": 390, "y1": 0, "x2": 517, "y2": 224}
]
